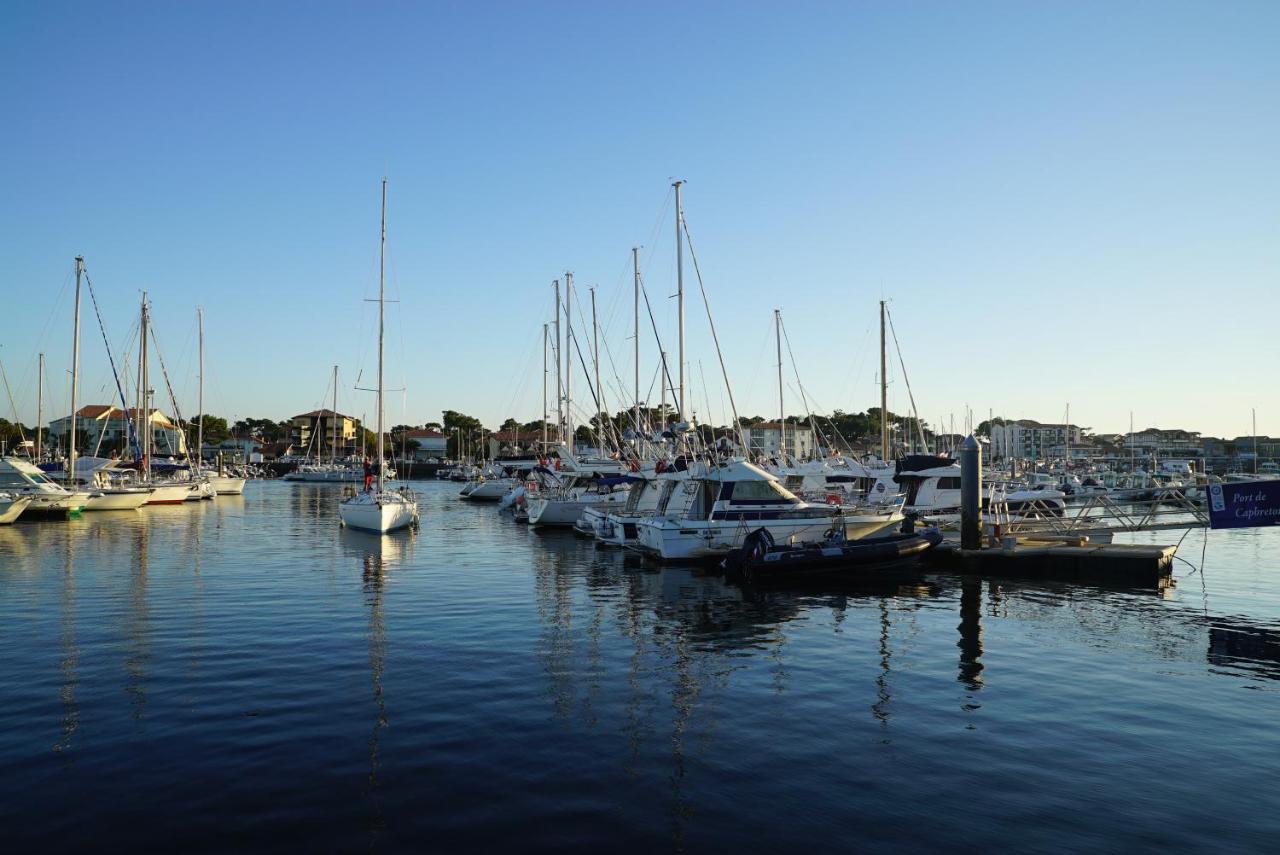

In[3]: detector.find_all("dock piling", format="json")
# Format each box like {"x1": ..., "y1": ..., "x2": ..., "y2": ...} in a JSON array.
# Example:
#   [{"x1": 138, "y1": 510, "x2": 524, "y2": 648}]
[{"x1": 960, "y1": 434, "x2": 982, "y2": 549}]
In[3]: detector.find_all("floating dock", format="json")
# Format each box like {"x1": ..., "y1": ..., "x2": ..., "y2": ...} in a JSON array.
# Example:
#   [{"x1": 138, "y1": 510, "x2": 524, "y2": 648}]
[{"x1": 928, "y1": 537, "x2": 1177, "y2": 585}]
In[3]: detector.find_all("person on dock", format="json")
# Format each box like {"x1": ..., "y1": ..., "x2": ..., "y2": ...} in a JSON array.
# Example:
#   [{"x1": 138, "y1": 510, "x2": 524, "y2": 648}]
[{"x1": 363, "y1": 455, "x2": 374, "y2": 492}]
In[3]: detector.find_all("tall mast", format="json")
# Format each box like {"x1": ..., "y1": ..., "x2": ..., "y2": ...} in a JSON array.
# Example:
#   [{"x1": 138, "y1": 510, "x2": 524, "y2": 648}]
[
  {"x1": 36, "y1": 352, "x2": 43, "y2": 460},
  {"x1": 1064, "y1": 403, "x2": 1070, "y2": 471},
  {"x1": 673, "y1": 180, "x2": 686, "y2": 421},
  {"x1": 775, "y1": 309, "x2": 784, "y2": 462},
  {"x1": 1253, "y1": 408, "x2": 1258, "y2": 475},
  {"x1": 591, "y1": 285, "x2": 602, "y2": 458},
  {"x1": 632, "y1": 247, "x2": 641, "y2": 444},
  {"x1": 68, "y1": 256, "x2": 83, "y2": 482},
  {"x1": 140, "y1": 292, "x2": 150, "y2": 476},
  {"x1": 564, "y1": 272, "x2": 573, "y2": 445},
  {"x1": 553, "y1": 279, "x2": 562, "y2": 443},
  {"x1": 541, "y1": 323, "x2": 549, "y2": 452},
  {"x1": 659, "y1": 350, "x2": 668, "y2": 438},
  {"x1": 332, "y1": 364, "x2": 339, "y2": 464},
  {"x1": 197, "y1": 307, "x2": 204, "y2": 469},
  {"x1": 1129, "y1": 411, "x2": 1134, "y2": 472},
  {"x1": 377, "y1": 178, "x2": 387, "y2": 492},
  {"x1": 879, "y1": 299, "x2": 888, "y2": 460}
]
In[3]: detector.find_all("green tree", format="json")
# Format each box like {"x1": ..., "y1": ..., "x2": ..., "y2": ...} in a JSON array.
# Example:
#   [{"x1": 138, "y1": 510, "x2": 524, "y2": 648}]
[
  {"x1": 442, "y1": 410, "x2": 483, "y2": 458},
  {"x1": 189, "y1": 415, "x2": 229, "y2": 446}
]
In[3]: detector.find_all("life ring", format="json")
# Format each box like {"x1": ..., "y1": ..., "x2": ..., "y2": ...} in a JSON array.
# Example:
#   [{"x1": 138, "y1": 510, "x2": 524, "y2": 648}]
[{"x1": 825, "y1": 494, "x2": 842, "y2": 505}]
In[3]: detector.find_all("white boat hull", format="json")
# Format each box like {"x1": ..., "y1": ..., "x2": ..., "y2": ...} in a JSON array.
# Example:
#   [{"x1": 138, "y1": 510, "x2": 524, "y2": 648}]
[
  {"x1": 208, "y1": 476, "x2": 247, "y2": 495},
  {"x1": 461, "y1": 478, "x2": 517, "y2": 500},
  {"x1": 527, "y1": 490, "x2": 631, "y2": 527},
  {"x1": 16, "y1": 491, "x2": 93, "y2": 516},
  {"x1": 339, "y1": 491, "x2": 419, "y2": 534},
  {"x1": 146, "y1": 484, "x2": 193, "y2": 505},
  {"x1": 636, "y1": 513, "x2": 901, "y2": 561},
  {"x1": 84, "y1": 490, "x2": 151, "y2": 511},
  {"x1": 0, "y1": 496, "x2": 32, "y2": 524}
]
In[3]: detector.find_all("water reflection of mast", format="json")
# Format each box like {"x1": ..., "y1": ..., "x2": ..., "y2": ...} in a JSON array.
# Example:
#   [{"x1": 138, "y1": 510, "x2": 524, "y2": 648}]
[
  {"x1": 56, "y1": 527, "x2": 79, "y2": 756},
  {"x1": 126, "y1": 520, "x2": 151, "y2": 721},
  {"x1": 871, "y1": 598, "x2": 893, "y2": 726},
  {"x1": 532, "y1": 542, "x2": 578, "y2": 720},
  {"x1": 362, "y1": 550, "x2": 388, "y2": 841}
]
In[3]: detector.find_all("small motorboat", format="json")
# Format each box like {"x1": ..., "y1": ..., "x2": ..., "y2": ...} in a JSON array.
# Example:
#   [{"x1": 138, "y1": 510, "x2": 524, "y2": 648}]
[{"x1": 722, "y1": 525, "x2": 943, "y2": 582}]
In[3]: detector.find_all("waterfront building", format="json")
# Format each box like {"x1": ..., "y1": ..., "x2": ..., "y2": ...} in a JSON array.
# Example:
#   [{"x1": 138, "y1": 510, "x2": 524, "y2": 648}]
[
  {"x1": 290, "y1": 409, "x2": 359, "y2": 457},
  {"x1": 740, "y1": 421, "x2": 816, "y2": 459},
  {"x1": 1122, "y1": 428, "x2": 1203, "y2": 460},
  {"x1": 404, "y1": 428, "x2": 447, "y2": 461},
  {"x1": 47, "y1": 404, "x2": 187, "y2": 457},
  {"x1": 988, "y1": 419, "x2": 1083, "y2": 459},
  {"x1": 489, "y1": 430, "x2": 542, "y2": 459},
  {"x1": 203, "y1": 435, "x2": 264, "y2": 463}
]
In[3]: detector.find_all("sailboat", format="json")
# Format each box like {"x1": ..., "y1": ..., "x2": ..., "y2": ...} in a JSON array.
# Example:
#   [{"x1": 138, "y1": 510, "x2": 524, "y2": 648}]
[{"x1": 338, "y1": 180, "x2": 419, "y2": 534}]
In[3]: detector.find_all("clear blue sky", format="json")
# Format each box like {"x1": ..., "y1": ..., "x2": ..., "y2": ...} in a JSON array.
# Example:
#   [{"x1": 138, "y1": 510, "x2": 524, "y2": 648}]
[{"x1": 3, "y1": 1, "x2": 1277, "y2": 439}]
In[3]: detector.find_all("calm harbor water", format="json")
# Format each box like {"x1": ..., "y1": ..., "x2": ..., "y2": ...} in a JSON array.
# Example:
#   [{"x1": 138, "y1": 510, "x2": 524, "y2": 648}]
[{"x1": 2, "y1": 480, "x2": 1279, "y2": 852}]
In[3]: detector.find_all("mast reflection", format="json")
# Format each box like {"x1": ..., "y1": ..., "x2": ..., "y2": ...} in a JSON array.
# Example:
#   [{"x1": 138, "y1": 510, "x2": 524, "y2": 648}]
[
  {"x1": 340, "y1": 528, "x2": 414, "y2": 845},
  {"x1": 56, "y1": 526, "x2": 79, "y2": 758}
]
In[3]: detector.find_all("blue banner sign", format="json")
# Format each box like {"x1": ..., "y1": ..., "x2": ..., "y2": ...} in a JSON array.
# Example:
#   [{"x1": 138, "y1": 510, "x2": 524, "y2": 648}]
[{"x1": 1207, "y1": 480, "x2": 1280, "y2": 530}]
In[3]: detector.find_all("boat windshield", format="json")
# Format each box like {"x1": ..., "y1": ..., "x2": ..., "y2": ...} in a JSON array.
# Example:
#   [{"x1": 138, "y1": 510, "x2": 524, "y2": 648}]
[
  {"x1": 718, "y1": 479, "x2": 799, "y2": 504},
  {"x1": 624, "y1": 480, "x2": 648, "y2": 511}
]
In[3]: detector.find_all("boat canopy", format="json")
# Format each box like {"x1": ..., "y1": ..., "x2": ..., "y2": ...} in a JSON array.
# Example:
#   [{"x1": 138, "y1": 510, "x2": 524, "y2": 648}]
[{"x1": 895, "y1": 454, "x2": 957, "y2": 475}]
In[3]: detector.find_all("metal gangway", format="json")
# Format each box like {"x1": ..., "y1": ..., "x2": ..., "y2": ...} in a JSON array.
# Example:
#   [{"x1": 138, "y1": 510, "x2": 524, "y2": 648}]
[{"x1": 985, "y1": 486, "x2": 1208, "y2": 540}]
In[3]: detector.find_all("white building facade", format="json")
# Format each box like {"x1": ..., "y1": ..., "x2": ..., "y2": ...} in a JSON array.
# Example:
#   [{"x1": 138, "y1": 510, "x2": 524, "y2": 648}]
[
  {"x1": 989, "y1": 419, "x2": 1082, "y2": 459},
  {"x1": 48, "y1": 405, "x2": 188, "y2": 457},
  {"x1": 740, "y1": 421, "x2": 815, "y2": 459}
]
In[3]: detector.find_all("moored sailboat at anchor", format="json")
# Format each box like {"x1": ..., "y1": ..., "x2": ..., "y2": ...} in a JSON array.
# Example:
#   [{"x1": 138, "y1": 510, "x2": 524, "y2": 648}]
[{"x1": 338, "y1": 179, "x2": 419, "y2": 535}]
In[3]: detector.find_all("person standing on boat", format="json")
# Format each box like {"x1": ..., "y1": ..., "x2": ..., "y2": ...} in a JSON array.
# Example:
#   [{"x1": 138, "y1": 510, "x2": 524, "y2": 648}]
[{"x1": 363, "y1": 455, "x2": 374, "y2": 492}]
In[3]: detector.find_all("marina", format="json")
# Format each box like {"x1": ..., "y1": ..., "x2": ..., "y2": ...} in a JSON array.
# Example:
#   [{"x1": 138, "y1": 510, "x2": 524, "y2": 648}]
[{"x1": 6, "y1": 2, "x2": 1280, "y2": 850}]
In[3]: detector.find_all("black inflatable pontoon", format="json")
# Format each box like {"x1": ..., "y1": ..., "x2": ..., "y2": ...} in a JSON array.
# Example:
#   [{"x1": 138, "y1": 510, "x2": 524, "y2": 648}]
[{"x1": 723, "y1": 527, "x2": 943, "y2": 581}]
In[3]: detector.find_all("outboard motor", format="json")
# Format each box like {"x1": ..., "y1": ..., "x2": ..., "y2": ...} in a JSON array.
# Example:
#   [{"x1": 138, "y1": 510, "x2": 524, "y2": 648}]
[{"x1": 722, "y1": 527, "x2": 775, "y2": 576}]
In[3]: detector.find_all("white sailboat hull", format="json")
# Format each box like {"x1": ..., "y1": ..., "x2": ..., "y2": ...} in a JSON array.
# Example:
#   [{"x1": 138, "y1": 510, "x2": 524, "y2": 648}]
[
  {"x1": 208, "y1": 475, "x2": 246, "y2": 495},
  {"x1": 84, "y1": 489, "x2": 151, "y2": 511},
  {"x1": 146, "y1": 484, "x2": 192, "y2": 505},
  {"x1": 339, "y1": 491, "x2": 419, "y2": 534}
]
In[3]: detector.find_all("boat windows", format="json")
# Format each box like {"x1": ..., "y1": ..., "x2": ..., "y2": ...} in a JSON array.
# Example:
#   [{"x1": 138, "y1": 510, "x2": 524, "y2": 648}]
[{"x1": 936, "y1": 477, "x2": 961, "y2": 490}]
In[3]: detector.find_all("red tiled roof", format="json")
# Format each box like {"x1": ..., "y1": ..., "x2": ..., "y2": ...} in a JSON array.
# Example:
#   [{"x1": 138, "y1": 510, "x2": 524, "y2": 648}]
[
  {"x1": 74, "y1": 405, "x2": 176, "y2": 427},
  {"x1": 404, "y1": 429, "x2": 445, "y2": 439},
  {"x1": 491, "y1": 430, "x2": 540, "y2": 441}
]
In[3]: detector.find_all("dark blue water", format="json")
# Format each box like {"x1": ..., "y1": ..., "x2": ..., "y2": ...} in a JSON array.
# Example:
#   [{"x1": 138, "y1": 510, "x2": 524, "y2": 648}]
[{"x1": 2, "y1": 480, "x2": 1279, "y2": 852}]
